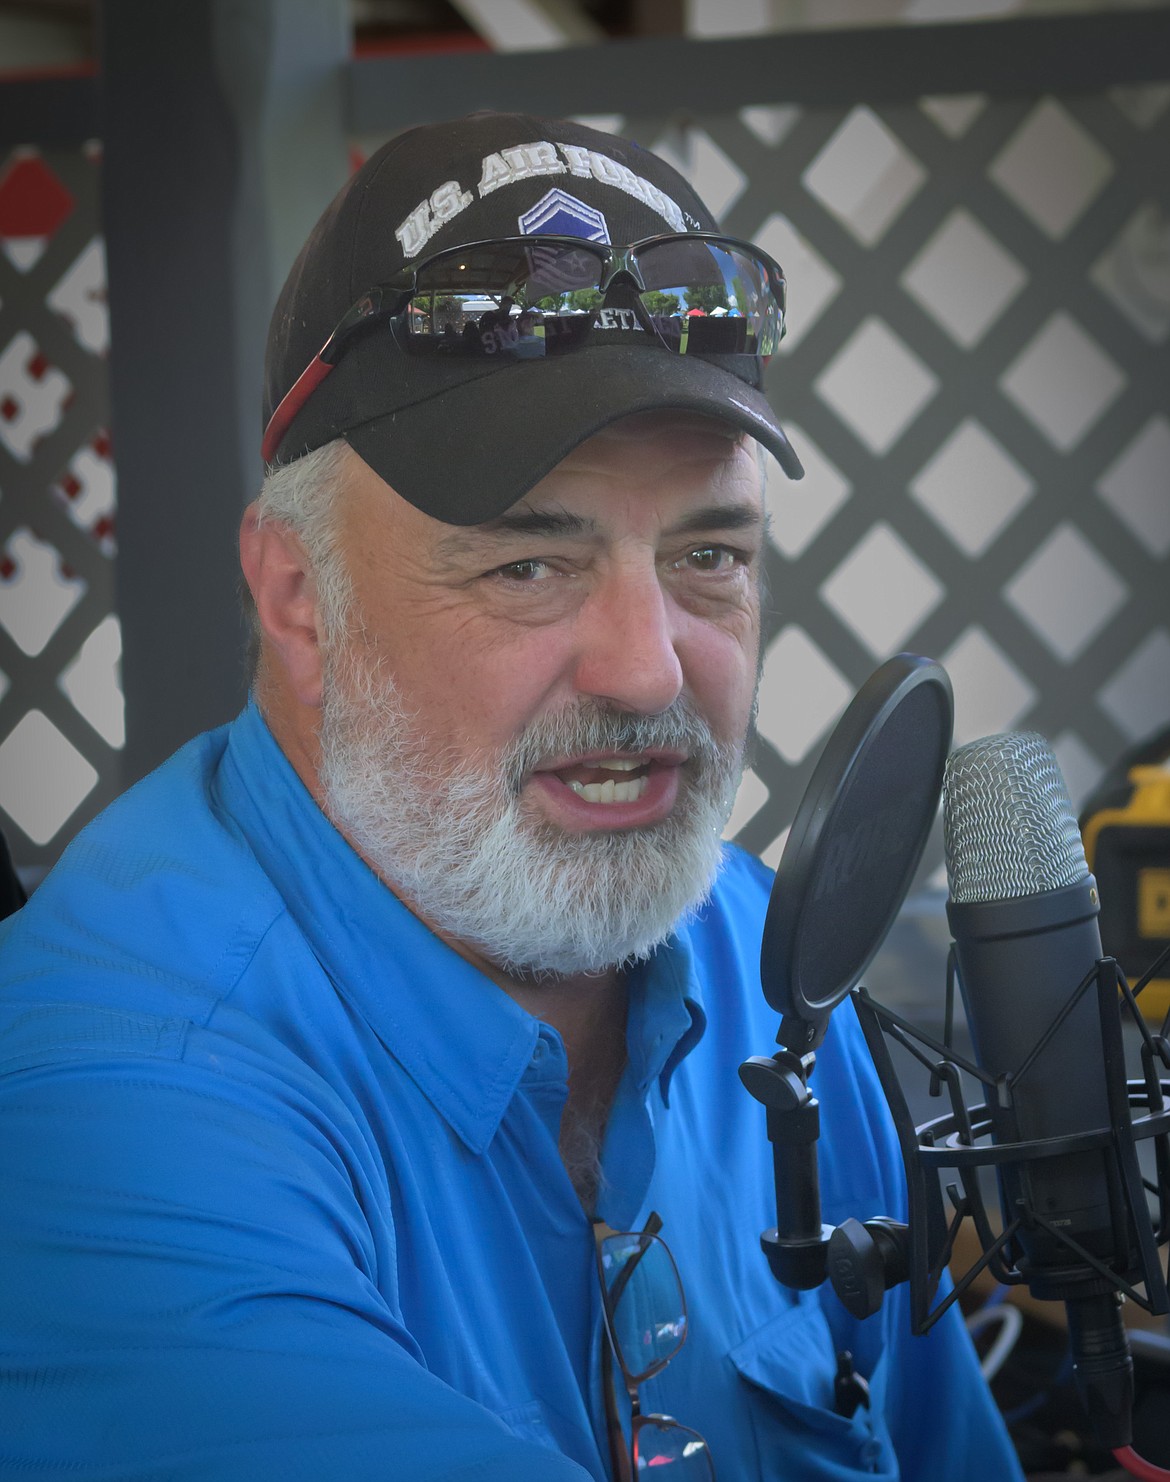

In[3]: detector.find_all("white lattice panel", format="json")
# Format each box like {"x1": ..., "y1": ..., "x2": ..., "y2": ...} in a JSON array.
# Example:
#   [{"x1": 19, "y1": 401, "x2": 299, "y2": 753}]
[{"x1": 0, "y1": 144, "x2": 119, "y2": 874}]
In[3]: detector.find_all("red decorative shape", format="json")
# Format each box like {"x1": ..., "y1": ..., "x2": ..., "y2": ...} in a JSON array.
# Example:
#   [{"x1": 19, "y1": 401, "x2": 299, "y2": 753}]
[
  {"x1": 0, "y1": 555, "x2": 14, "y2": 581},
  {"x1": 60, "y1": 473, "x2": 82, "y2": 499},
  {"x1": 27, "y1": 351, "x2": 49, "y2": 380},
  {"x1": 92, "y1": 431, "x2": 112, "y2": 459},
  {"x1": 0, "y1": 154, "x2": 75, "y2": 239},
  {"x1": 0, "y1": 396, "x2": 16, "y2": 421}
]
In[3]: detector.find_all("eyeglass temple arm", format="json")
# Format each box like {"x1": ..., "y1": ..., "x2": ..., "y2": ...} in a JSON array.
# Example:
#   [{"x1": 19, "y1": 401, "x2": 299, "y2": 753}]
[
  {"x1": 604, "y1": 1210, "x2": 664, "y2": 1313},
  {"x1": 600, "y1": 1324, "x2": 635, "y2": 1482},
  {"x1": 262, "y1": 356, "x2": 335, "y2": 463},
  {"x1": 261, "y1": 287, "x2": 408, "y2": 464}
]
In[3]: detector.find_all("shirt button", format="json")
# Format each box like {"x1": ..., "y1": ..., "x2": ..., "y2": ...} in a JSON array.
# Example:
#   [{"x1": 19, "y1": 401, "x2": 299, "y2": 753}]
[
  {"x1": 860, "y1": 1439, "x2": 882, "y2": 1469},
  {"x1": 531, "y1": 1040, "x2": 548, "y2": 1064}
]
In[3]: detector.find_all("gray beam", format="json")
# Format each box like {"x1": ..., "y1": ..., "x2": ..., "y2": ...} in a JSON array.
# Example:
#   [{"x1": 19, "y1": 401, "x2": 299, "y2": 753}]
[
  {"x1": 99, "y1": 0, "x2": 348, "y2": 784},
  {"x1": 348, "y1": 8, "x2": 1170, "y2": 129}
]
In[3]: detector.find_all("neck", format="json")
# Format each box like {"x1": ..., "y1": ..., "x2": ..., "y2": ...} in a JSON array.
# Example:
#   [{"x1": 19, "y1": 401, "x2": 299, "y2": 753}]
[
  {"x1": 426, "y1": 916, "x2": 637, "y2": 1210},
  {"x1": 495, "y1": 963, "x2": 630, "y2": 1215}
]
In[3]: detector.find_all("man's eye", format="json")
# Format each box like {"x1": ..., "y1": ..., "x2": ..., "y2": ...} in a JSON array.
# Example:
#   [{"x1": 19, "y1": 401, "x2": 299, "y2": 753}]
[
  {"x1": 681, "y1": 545, "x2": 741, "y2": 573},
  {"x1": 494, "y1": 558, "x2": 553, "y2": 582}
]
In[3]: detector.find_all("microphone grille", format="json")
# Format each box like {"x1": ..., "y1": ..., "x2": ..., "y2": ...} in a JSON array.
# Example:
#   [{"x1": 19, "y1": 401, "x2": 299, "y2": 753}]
[{"x1": 943, "y1": 731, "x2": 1088, "y2": 904}]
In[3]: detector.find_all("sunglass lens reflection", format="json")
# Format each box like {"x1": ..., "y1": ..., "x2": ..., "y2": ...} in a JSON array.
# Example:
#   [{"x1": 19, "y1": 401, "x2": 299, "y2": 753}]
[
  {"x1": 406, "y1": 241, "x2": 780, "y2": 362},
  {"x1": 600, "y1": 1233, "x2": 687, "y2": 1380},
  {"x1": 633, "y1": 1420, "x2": 715, "y2": 1478}
]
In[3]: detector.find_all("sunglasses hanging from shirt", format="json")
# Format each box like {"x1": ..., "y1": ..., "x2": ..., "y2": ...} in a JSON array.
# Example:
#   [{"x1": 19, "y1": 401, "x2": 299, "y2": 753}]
[
  {"x1": 594, "y1": 1213, "x2": 716, "y2": 1481},
  {"x1": 262, "y1": 232, "x2": 786, "y2": 464}
]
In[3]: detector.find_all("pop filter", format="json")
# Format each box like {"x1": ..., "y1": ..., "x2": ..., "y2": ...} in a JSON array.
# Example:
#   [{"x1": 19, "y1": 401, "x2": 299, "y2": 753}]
[{"x1": 762, "y1": 653, "x2": 953, "y2": 1051}]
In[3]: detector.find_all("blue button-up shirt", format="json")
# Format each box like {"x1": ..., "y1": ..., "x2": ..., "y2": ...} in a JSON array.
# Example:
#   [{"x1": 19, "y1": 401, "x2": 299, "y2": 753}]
[{"x1": 0, "y1": 702, "x2": 1021, "y2": 1481}]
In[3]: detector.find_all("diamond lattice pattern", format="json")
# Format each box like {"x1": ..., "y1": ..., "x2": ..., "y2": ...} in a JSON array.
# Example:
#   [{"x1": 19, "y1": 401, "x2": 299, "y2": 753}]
[
  {"x1": 608, "y1": 87, "x2": 1169, "y2": 875},
  {"x1": 0, "y1": 145, "x2": 120, "y2": 873},
  {"x1": 4, "y1": 77, "x2": 1169, "y2": 885}
]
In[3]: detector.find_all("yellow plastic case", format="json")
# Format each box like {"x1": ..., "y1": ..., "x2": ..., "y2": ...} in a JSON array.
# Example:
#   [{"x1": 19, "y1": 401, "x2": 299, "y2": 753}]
[{"x1": 1082, "y1": 766, "x2": 1170, "y2": 1023}]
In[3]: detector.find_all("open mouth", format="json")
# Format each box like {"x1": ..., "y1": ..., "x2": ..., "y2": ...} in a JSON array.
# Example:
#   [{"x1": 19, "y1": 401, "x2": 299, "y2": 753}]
[
  {"x1": 556, "y1": 756, "x2": 652, "y2": 805},
  {"x1": 524, "y1": 748, "x2": 688, "y2": 831}
]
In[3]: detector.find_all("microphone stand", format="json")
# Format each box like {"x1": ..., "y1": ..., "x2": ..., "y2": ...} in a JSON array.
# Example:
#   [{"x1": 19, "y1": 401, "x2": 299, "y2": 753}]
[
  {"x1": 741, "y1": 946, "x2": 1170, "y2": 1473},
  {"x1": 739, "y1": 1028, "x2": 832, "y2": 1292},
  {"x1": 739, "y1": 1012, "x2": 912, "y2": 1309},
  {"x1": 849, "y1": 946, "x2": 1170, "y2": 1460}
]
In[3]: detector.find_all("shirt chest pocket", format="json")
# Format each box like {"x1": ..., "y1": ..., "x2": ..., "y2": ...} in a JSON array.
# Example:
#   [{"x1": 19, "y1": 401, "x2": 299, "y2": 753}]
[{"x1": 728, "y1": 1298, "x2": 896, "y2": 1480}]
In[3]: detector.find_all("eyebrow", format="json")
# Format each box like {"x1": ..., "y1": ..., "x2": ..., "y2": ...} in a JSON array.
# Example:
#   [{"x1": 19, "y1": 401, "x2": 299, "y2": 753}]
[
  {"x1": 434, "y1": 506, "x2": 594, "y2": 558},
  {"x1": 484, "y1": 507, "x2": 596, "y2": 539},
  {"x1": 433, "y1": 497, "x2": 764, "y2": 560},
  {"x1": 667, "y1": 502, "x2": 765, "y2": 538}
]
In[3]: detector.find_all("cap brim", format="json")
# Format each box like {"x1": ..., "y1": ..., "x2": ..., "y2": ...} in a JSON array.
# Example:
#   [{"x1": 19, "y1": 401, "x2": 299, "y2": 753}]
[{"x1": 343, "y1": 344, "x2": 804, "y2": 524}]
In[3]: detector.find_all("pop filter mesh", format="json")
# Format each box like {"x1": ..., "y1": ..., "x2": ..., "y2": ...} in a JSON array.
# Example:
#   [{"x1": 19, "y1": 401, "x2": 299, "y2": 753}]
[
  {"x1": 793, "y1": 680, "x2": 946, "y2": 1010},
  {"x1": 942, "y1": 732, "x2": 1088, "y2": 904}
]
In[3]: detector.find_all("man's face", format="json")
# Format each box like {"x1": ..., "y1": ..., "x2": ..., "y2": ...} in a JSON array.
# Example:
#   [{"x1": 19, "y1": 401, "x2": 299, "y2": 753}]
[{"x1": 316, "y1": 413, "x2": 766, "y2": 977}]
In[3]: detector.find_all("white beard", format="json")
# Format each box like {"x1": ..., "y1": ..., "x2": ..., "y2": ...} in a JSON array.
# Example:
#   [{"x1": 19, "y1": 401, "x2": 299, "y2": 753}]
[{"x1": 317, "y1": 639, "x2": 747, "y2": 977}]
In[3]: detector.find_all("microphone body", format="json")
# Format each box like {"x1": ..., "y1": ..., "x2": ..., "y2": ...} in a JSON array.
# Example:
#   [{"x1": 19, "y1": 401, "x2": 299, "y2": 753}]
[
  {"x1": 946, "y1": 878, "x2": 1115, "y2": 1278},
  {"x1": 943, "y1": 731, "x2": 1136, "y2": 1444}
]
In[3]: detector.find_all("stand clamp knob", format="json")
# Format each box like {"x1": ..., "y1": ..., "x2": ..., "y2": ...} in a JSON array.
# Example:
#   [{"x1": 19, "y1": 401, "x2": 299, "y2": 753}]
[{"x1": 827, "y1": 1217, "x2": 911, "y2": 1319}]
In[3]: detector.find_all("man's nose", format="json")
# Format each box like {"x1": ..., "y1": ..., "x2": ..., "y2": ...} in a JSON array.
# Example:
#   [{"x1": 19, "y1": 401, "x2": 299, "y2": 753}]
[{"x1": 571, "y1": 566, "x2": 685, "y2": 716}]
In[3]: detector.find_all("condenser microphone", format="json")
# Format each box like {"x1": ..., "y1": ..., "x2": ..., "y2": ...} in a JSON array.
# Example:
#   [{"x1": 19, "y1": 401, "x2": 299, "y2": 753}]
[{"x1": 943, "y1": 731, "x2": 1135, "y2": 1445}]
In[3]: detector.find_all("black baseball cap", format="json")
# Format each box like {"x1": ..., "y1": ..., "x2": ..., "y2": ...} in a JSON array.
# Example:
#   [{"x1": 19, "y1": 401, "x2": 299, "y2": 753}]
[{"x1": 263, "y1": 110, "x2": 804, "y2": 524}]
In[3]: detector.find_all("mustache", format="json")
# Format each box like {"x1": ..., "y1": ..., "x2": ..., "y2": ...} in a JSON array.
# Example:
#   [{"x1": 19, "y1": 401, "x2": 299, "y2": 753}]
[{"x1": 504, "y1": 696, "x2": 732, "y2": 795}]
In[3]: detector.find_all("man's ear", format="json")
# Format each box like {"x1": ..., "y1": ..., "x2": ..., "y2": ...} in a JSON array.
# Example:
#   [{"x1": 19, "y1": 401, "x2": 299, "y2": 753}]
[{"x1": 239, "y1": 502, "x2": 325, "y2": 708}]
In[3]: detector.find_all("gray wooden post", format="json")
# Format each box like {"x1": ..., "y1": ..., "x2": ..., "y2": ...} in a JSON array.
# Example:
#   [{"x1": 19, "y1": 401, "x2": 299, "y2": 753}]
[{"x1": 100, "y1": 0, "x2": 349, "y2": 783}]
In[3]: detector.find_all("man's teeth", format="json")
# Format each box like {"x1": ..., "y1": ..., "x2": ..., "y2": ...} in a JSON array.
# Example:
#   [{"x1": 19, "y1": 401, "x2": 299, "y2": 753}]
[{"x1": 566, "y1": 775, "x2": 650, "y2": 804}]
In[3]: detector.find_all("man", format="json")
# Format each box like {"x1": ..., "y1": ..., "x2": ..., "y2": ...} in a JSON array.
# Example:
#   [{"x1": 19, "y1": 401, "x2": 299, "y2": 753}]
[{"x1": 0, "y1": 113, "x2": 1021, "y2": 1480}]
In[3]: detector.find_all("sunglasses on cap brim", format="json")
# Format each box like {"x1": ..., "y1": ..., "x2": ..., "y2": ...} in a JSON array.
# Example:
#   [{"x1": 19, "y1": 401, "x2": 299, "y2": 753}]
[{"x1": 262, "y1": 231, "x2": 787, "y2": 465}]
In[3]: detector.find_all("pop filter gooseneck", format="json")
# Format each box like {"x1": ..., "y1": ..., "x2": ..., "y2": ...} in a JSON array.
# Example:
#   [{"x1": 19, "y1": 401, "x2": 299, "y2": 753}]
[{"x1": 740, "y1": 653, "x2": 953, "y2": 1292}]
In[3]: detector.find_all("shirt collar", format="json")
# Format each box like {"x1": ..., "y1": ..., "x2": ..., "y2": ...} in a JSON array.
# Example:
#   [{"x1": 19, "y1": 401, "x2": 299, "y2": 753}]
[
  {"x1": 626, "y1": 935, "x2": 707, "y2": 1107},
  {"x1": 215, "y1": 700, "x2": 706, "y2": 1150}
]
